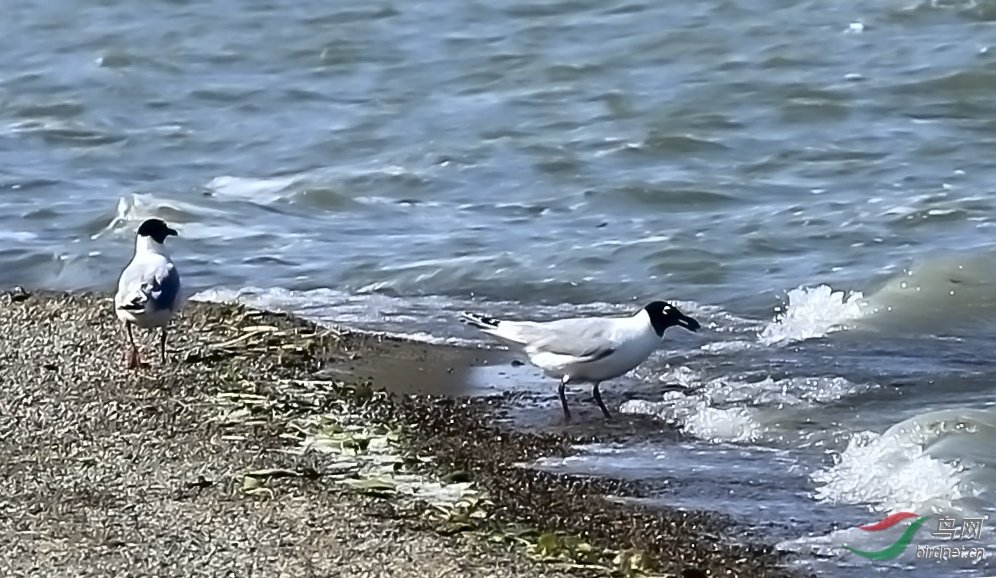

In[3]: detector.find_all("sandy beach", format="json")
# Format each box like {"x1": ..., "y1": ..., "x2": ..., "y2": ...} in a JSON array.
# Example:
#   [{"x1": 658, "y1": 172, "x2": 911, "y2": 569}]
[{"x1": 1, "y1": 289, "x2": 808, "y2": 578}]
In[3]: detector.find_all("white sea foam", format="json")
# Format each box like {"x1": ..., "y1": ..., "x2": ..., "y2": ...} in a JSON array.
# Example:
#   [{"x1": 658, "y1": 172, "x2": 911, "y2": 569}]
[
  {"x1": 206, "y1": 175, "x2": 300, "y2": 204},
  {"x1": 711, "y1": 376, "x2": 871, "y2": 407},
  {"x1": 684, "y1": 403, "x2": 764, "y2": 443},
  {"x1": 699, "y1": 339, "x2": 755, "y2": 353},
  {"x1": 631, "y1": 364, "x2": 703, "y2": 388},
  {"x1": 621, "y1": 375, "x2": 873, "y2": 444},
  {"x1": 813, "y1": 431, "x2": 964, "y2": 513},
  {"x1": 787, "y1": 409, "x2": 996, "y2": 574},
  {"x1": 621, "y1": 394, "x2": 763, "y2": 443},
  {"x1": 811, "y1": 408, "x2": 996, "y2": 517},
  {"x1": 758, "y1": 285, "x2": 869, "y2": 345}
]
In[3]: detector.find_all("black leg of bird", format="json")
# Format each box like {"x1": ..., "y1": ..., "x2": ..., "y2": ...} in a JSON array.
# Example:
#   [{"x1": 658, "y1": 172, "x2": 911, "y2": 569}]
[
  {"x1": 558, "y1": 378, "x2": 571, "y2": 423},
  {"x1": 591, "y1": 382, "x2": 611, "y2": 419},
  {"x1": 160, "y1": 328, "x2": 168, "y2": 363}
]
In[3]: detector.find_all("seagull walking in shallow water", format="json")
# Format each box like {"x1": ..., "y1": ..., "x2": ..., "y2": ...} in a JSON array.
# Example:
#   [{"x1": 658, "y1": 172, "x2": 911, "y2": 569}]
[
  {"x1": 114, "y1": 218, "x2": 181, "y2": 369},
  {"x1": 461, "y1": 301, "x2": 700, "y2": 422}
]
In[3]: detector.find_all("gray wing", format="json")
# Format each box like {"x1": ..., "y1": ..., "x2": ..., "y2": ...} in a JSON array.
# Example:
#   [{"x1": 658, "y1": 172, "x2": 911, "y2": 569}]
[
  {"x1": 116, "y1": 259, "x2": 180, "y2": 312},
  {"x1": 150, "y1": 263, "x2": 180, "y2": 311},
  {"x1": 514, "y1": 318, "x2": 617, "y2": 360}
]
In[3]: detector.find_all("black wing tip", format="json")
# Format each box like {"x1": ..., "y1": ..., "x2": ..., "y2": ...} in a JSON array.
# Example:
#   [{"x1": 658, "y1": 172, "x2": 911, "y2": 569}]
[
  {"x1": 461, "y1": 312, "x2": 500, "y2": 329},
  {"x1": 117, "y1": 296, "x2": 147, "y2": 312}
]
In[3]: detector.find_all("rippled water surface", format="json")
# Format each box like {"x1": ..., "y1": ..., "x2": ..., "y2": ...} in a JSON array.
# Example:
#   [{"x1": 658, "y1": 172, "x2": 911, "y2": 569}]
[{"x1": 6, "y1": 0, "x2": 996, "y2": 575}]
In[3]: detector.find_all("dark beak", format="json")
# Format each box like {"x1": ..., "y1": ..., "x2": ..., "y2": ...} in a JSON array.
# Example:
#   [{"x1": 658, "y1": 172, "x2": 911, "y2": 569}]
[
  {"x1": 678, "y1": 314, "x2": 700, "y2": 332},
  {"x1": 167, "y1": 227, "x2": 178, "y2": 237}
]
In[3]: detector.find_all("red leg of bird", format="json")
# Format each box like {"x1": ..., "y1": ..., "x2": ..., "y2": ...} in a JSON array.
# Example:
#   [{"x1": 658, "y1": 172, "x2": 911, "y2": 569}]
[{"x1": 125, "y1": 323, "x2": 143, "y2": 370}]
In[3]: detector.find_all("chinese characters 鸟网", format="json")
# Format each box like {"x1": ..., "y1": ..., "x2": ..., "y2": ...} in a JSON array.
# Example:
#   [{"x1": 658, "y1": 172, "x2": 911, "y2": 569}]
[{"x1": 931, "y1": 517, "x2": 984, "y2": 541}]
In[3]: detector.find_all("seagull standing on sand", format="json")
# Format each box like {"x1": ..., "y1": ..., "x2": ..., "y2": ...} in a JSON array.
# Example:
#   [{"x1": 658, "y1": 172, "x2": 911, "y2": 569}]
[
  {"x1": 114, "y1": 218, "x2": 181, "y2": 369},
  {"x1": 461, "y1": 301, "x2": 700, "y2": 422}
]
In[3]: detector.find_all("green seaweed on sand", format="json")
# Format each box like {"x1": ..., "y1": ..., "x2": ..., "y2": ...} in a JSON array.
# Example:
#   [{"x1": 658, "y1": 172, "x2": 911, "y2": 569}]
[
  {"x1": 342, "y1": 477, "x2": 398, "y2": 497},
  {"x1": 491, "y1": 527, "x2": 646, "y2": 574},
  {"x1": 211, "y1": 381, "x2": 643, "y2": 572},
  {"x1": 240, "y1": 473, "x2": 274, "y2": 498},
  {"x1": 428, "y1": 493, "x2": 493, "y2": 535},
  {"x1": 526, "y1": 531, "x2": 601, "y2": 566}
]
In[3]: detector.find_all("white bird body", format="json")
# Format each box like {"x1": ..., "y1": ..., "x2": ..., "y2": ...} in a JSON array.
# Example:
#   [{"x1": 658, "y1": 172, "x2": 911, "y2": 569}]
[
  {"x1": 114, "y1": 218, "x2": 181, "y2": 369},
  {"x1": 461, "y1": 301, "x2": 700, "y2": 421},
  {"x1": 115, "y1": 235, "x2": 181, "y2": 329},
  {"x1": 468, "y1": 312, "x2": 661, "y2": 384}
]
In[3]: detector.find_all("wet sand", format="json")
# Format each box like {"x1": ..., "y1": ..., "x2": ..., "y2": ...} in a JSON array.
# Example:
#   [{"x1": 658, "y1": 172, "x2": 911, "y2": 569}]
[{"x1": 0, "y1": 289, "x2": 810, "y2": 578}]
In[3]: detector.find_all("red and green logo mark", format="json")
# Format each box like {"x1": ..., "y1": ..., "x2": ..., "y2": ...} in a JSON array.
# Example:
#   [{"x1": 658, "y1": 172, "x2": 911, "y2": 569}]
[{"x1": 843, "y1": 512, "x2": 931, "y2": 561}]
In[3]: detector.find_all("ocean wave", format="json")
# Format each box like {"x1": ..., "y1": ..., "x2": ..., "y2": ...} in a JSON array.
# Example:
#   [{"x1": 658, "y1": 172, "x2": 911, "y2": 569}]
[
  {"x1": 811, "y1": 408, "x2": 996, "y2": 517},
  {"x1": 189, "y1": 285, "x2": 489, "y2": 346},
  {"x1": 90, "y1": 193, "x2": 264, "y2": 241},
  {"x1": 620, "y1": 374, "x2": 873, "y2": 444},
  {"x1": 749, "y1": 253, "x2": 996, "y2": 345},
  {"x1": 859, "y1": 252, "x2": 996, "y2": 334},
  {"x1": 758, "y1": 284, "x2": 869, "y2": 345}
]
